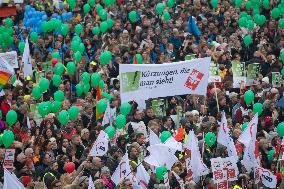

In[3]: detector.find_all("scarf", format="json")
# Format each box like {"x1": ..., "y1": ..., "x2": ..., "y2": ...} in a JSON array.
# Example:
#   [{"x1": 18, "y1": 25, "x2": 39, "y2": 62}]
[{"x1": 101, "y1": 175, "x2": 114, "y2": 189}]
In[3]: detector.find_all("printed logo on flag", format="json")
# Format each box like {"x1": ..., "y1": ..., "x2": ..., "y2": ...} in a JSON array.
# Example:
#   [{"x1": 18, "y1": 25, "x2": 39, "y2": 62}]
[{"x1": 184, "y1": 69, "x2": 204, "y2": 90}]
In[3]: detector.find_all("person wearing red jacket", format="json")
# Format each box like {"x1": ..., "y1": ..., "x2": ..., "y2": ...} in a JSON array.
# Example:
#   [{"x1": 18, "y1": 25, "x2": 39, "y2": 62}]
[{"x1": 0, "y1": 92, "x2": 12, "y2": 117}]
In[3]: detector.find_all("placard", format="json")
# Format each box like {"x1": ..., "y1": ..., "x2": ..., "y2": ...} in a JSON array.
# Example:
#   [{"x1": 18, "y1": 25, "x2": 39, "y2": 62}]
[{"x1": 3, "y1": 149, "x2": 15, "y2": 171}]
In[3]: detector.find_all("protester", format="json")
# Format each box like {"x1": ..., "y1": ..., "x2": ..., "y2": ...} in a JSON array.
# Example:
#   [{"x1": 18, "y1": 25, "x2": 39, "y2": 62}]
[{"x1": 0, "y1": 0, "x2": 283, "y2": 188}]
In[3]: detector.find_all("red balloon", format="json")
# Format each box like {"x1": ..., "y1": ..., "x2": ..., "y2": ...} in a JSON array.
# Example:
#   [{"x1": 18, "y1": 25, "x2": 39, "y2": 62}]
[
  {"x1": 65, "y1": 162, "x2": 75, "y2": 173},
  {"x1": 51, "y1": 58, "x2": 58, "y2": 67}
]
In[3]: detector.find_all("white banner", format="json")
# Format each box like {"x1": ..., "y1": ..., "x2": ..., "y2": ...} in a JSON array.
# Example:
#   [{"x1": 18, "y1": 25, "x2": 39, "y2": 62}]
[
  {"x1": 89, "y1": 131, "x2": 109, "y2": 157},
  {"x1": 0, "y1": 51, "x2": 18, "y2": 69},
  {"x1": 255, "y1": 166, "x2": 277, "y2": 188},
  {"x1": 211, "y1": 156, "x2": 239, "y2": 184},
  {"x1": 119, "y1": 58, "x2": 211, "y2": 107}
]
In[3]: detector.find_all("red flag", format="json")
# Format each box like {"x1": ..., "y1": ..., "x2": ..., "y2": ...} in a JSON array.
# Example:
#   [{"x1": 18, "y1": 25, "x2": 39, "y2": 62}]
[
  {"x1": 96, "y1": 85, "x2": 103, "y2": 120},
  {"x1": 133, "y1": 55, "x2": 138, "y2": 64}
]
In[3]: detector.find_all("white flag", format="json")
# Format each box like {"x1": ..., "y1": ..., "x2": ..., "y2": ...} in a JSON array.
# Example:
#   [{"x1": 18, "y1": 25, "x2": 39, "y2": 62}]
[
  {"x1": 184, "y1": 131, "x2": 209, "y2": 180},
  {"x1": 172, "y1": 171, "x2": 185, "y2": 189},
  {"x1": 89, "y1": 131, "x2": 109, "y2": 157},
  {"x1": 136, "y1": 164, "x2": 150, "y2": 189},
  {"x1": 149, "y1": 129, "x2": 161, "y2": 146},
  {"x1": 26, "y1": 116, "x2": 31, "y2": 129},
  {"x1": 0, "y1": 56, "x2": 14, "y2": 74},
  {"x1": 217, "y1": 112, "x2": 238, "y2": 158},
  {"x1": 102, "y1": 102, "x2": 116, "y2": 126},
  {"x1": 238, "y1": 114, "x2": 258, "y2": 147},
  {"x1": 144, "y1": 144, "x2": 178, "y2": 170},
  {"x1": 164, "y1": 136, "x2": 183, "y2": 152},
  {"x1": 4, "y1": 169, "x2": 25, "y2": 189},
  {"x1": 23, "y1": 38, "x2": 33, "y2": 79},
  {"x1": 255, "y1": 166, "x2": 277, "y2": 188},
  {"x1": 88, "y1": 176, "x2": 95, "y2": 189},
  {"x1": 240, "y1": 114, "x2": 259, "y2": 172},
  {"x1": 111, "y1": 152, "x2": 132, "y2": 185}
]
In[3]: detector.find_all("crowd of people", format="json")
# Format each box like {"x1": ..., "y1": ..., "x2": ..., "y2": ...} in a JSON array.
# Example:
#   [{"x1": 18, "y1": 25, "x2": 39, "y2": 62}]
[{"x1": 0, "y1": 0, "x2": 284, "y2": 188}]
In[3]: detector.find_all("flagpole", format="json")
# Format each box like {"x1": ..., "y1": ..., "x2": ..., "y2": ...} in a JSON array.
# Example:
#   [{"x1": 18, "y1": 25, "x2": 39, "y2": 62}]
[{"x1": 213, "y1": 82, "x2": 219, "y2": 112}]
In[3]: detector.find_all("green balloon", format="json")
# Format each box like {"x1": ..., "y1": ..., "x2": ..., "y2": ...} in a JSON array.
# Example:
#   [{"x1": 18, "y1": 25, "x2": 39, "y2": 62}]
[
  {"x1": 71, "y1": 40, "x2": 79, "y2": 52},
  {"x1": 32, "y1": 87, "x2": 42, "y2": 100},
  {"x1": 258, "y1": 15, "x2": 266, "y2": 26},
  {"x1": 97, "y1": 99, "x2": 107, "y2": 114},
  {"x1": 61, "y1": 24, "x2": 69, "y2": 36},
  {"x1": 277, "y1": 122, "x2": 284, "y2": 137},
  {"x1": 244, "y1": 90, "x2": 254, "y2": 105},
  {"x1": 52, "y1": 52, "x2": 60, "y2": 60},
  {"x1": 91, "y1": 73, "x2": 101, "y2": 87},
  {"x1": 271, "y1": 8, "x2": 280, "y2": 19},
  {"x1": 10, "y1": 75, "x2": 16, "y2": 84},
  {"x1": 53, "y1": 63, "x2": 65, "y2": 75},
  {"x1": 18, "y1": 41, "x2": 25, "y2": 53},
  {"x1": 68, "y1": 0, "x2": 76, "y2": 10},
  {"x1": 167, "y1": 0, "x2": 175, "y2": 8},
  {"x1": 74, "y1": 51, "x2": 82, "y2": 62},
  {"x1": 66, "y1": 62, "x2": 76, "y2": 75},
  {"x1": 211, "y1": 0, "x2": 218, "y2": 8},
  {"x1": 5, "y1": 18, "x2": 13, "y2": 27},
  {"x1": 163, "y1": 11, "x2": 170, "y2": 21},
  {"x1": 263, "y1": 0, "x2": 270, "y2": 9},
  {"x1": 120, "y1": 102, "x2": 132, "y2": 116},
  {"x1": 242, "y1": 122, "x2": 249, "y2": 131},
  {"x1": 100, "y1": 50, "x2": 112, "y2": 65},
  {"x1": 279, "y1": 19, "x2": 284, "y2": 29},
  {"x1": 235, "y1": 0, "x2": 242, "y2": 7},
  {"x1": 81, "y1": 72, "x2": 90, "y2": 84},
  {"x1": 68, "y1": 106, "x2": 79, "y2": 121},
  {"x1": 38, "y1": 102, "x2": 51, "y2": 117},
  {"x1": 115, "y1": 114, "x2": 126, "y2": 129},
  {"x1": 72, "y1": 35, "x2": 82, "y2": 43},
  {"x1": 82, "y1": 83, "x2": 91, "y2": 94},
  {"x1": 58, "y1": 110, "x2": 69, "y2": 125},
  {"x1": 89, "y1": 0, "x2": 95, "y2": 7},
  {"x1": 106, "y1": 19, "x2": 114, "y2": 28},
  {"x1": 156, "y1": 3, "x2": 165, "y2": 15},
  {"x1": 39, "y1": 78, "x2": 50, "y2": 92},
  {"x1": 238, "y1": 17, "x2": 247, "y2": 27},
  {"x1": 104, "y1": 125, "x2": 116, "y2": 139},
  {"x1": 51, "y1": 101, "x2": 62, "y2": 113},
  {"x1": 282, "y1": 68, "x2": 284, "y2": 77},
  {"x1": 76, "y1": 84, "x2": 83, "y2": 96},
  {"x1": 128, "y1": 11, "x2": 137, "y2": 23},
  {"x1": 96, "y1": 4, "x2": 103, "y2": 13},
  {"x1": 135, "y1": 54, "x2": 143, "y2": 64},
  {"x1": 54, "y1": 90, "x2": 65, "y2": 102},
  {"x1": 78, "y1": 43, "x2": 85, "y2": 54},
  {"x1": 247, "y1": 20, "x2": 255, "y2": 30},
  {"x1": 99, "y1": 9, "x2": 108, "y2": 20},
  {"x1": 99, "y1": 80, "x2": 105, "y2": 89},
  {"x1": 267, "y1": 149, "x2": 275, "y2": 161},
  {"x1": 253, "y1": 103, "x2": 263, "y2": 115},
  {"x1": 160, "y1": 131, "x2": 172, "y2": 143},
  {"x1": 156, "y1": 166, "x2": 167, "y2": 180},
  {"x1": 2, "y1": 130, "x2": 14, "y2": 148},
  {"x1": 205, "y1": 132, "x2": 216, "y2": 147},
  {"x1": 30, "y1": 32, "x2": 38, "y2": 43},
  {"x1": 6, "y1": 110, "x2": 17, "y2": 126},
  {"x1": 52, "y1": 75, "x2": 61, "y2": 87},
  {"x1": 102, "y1": 92, "x2": 113, "y2": 100},
  {"x1": 100, "y1": 21, "x2": 108, "y2": 33},
  {"x1": 92, "y1": 27, "x2": 100, "y2": 35},
  {"x1": 75, "y1": 24, "x2": 83, "y2": 35},
  {"x1": 83, "y1": 4, "x2": 91, "y2": 14},
  {"x1": 244, "y1": 35, "x2": 252, "y2": 47}
]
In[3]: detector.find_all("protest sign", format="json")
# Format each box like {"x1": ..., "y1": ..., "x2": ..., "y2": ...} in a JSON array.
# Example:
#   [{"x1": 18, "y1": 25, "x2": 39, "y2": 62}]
[
  {"x1": 255, "y1": 166, "x2": 277, "y2": 188},
  {"x1": 151, "y1": 99, "x2": 165, "y2": 117},
  {"x1": 231, "y1": 61, "x2": 246, "y2": 88},
  {"x1": 246, "y1": 63, "x2": 260, "y2": 86},
  {"x1": 211, "y1": 156, "x2": 239, "y2": 184},
  {"x1": 35, "y1": 71, "x2": 45, "y2": 85},
  {"x1": 120, "y1": 58, "x2": 210, "y2": 108},
  {"x1": 208, "y1": 62, "x2": 221, "y2": 83},
  {"x1": 3, "y1": 149, "x2": 15, "y2": 171},
  {"x1": 41, "y1": 61, "x2": 53, "y2": 73},
  {"x1": 185, "y1": 54, "x2": 196, "y2": 60},
  {"x1": 271, "y1": 72, "x2": 281, "y2": 87},
  {"x1": 0, "y1": 51, "x2": 18, "y2": 68}
]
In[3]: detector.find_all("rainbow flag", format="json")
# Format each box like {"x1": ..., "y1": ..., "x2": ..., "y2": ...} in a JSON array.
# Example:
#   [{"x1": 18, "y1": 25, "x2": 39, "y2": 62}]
[
  {"x1": 0, "y1": 57, "x2": 14, "y2": 88},
  {"x1": 96, "y1": 85, "x2": 103, "y2": 120}
]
